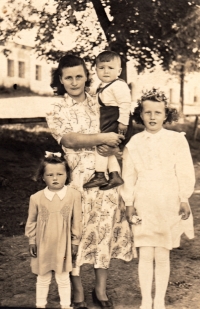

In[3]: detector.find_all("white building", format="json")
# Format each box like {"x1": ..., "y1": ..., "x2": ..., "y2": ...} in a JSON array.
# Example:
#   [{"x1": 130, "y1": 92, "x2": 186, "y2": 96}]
[
  {"x1": 0, "y1": 40, "x2": 56, "y2": 95},
  {"x1": 127, "y1": 60, "x2": 200, "y2": 106}
]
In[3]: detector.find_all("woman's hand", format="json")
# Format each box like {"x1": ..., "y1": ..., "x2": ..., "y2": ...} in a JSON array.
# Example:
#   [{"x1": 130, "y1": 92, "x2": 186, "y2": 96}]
[
  {"x1": 29, "y1": 244, "x2": 37, "y2": 257},
  {"x1": 102, "y1": 132, "x2": 124, "y2": 147},
  {"x1": 179, "y1": 202, "x2": 191, "y2": 220},
  {"x1": 97, "y1": 145, "x2": 122, "y2": 160},
  {"x1": 126, "y1": 206, "x2": 138, "y2": 224}
]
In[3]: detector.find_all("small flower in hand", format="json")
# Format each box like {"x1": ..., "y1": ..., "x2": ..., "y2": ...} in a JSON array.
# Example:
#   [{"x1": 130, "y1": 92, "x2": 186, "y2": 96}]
[{"x1": 179, "y1": 202, "x2": 190, "y2": 220}]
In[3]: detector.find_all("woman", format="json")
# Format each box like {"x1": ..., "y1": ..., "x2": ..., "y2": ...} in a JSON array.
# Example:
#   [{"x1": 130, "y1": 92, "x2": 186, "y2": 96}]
[{"x1": 46, "y1": 55, "x2": 135, "y2": 309}]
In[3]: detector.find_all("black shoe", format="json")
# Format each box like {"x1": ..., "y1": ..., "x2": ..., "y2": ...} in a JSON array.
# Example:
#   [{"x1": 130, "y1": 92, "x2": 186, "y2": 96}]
[
  {"x1": 83, "y1": 172, "x2": 108, "y2": 189},
  {"x1": 100, "y1": 171, "x2": 124, "y2": 191},
  {"x1": 73, "y1": 301, "x2": 88, "y2": 309},
  {"x1": 92, "y1": 289, "x2": 114, "y2": 309}
]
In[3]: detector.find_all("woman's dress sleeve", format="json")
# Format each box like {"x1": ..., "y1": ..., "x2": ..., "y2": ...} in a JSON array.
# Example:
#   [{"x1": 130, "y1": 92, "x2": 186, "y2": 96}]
[
  {"x1": 25, "y1": 195, "x2": 38, "y2": 245},
  {"x1": 120, "y1": 146, "x2": 138, "y2": 206},
  {"x1": 71, "y1": 190, "x2": 83, "y2": 245},
  {"x1": 175, "y1": 133, "x2": 195, "y2": 203},
  {"x1": 46, "y1": 101, "x2": 72, "y2": 144}
]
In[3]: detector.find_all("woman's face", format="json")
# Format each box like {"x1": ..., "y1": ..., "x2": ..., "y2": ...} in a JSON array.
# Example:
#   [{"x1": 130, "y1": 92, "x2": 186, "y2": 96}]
[
  {"x1": 60, "y1": 65, "x2": 87, "y2": 102},
  {"x1": 140, "y1": 100, "x2": 166, "y2": 134}
]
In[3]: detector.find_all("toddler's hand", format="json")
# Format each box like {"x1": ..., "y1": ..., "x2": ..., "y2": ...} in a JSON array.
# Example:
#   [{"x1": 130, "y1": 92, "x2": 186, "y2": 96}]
[
  {"x1": 118, "y1": 123, "x2": 128, "y2": 136},
  {"x1": 179, "y1": 202, "x2": 190, "y2": 220},
  {"x1": 29, "y1": 244, "x2": 37, "y2": 257}
]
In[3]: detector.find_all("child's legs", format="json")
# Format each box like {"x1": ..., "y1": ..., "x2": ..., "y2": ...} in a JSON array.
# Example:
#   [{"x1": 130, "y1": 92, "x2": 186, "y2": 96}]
[
  {"x1": 36, "y1": 271, "x2": 52, "y2": 308},
  {"x1": 108, "y1": 155, "x2": 120, "y2": 173},
  {"x1": 55, "y1": 272, "x2": 71, "y2": 308},
  {"x1": 139, "y1": 247, "x2": 154, "y2": 309},
  {"x1": 95, "y1": 148, "x2": 108, "y2": 172},
  {"x1": 154, "y1": 247, "x2": 170, "y2": 309}
]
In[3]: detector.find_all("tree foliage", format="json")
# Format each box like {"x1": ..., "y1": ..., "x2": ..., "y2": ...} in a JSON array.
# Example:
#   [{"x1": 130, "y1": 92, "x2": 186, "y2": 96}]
[{"x1": 1, "y1": 0, "x2": 200, "y2": 75}]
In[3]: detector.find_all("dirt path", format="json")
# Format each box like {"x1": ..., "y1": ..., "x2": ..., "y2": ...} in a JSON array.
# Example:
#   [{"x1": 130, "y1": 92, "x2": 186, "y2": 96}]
[{"x1": 0, "y1": 122, "x2": 200, "y2": 309}]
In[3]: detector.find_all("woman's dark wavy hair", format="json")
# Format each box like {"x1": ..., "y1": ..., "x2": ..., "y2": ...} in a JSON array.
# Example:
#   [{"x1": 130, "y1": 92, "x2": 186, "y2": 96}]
[
  {"x1": 51, "y1": 54, "x2": 91, "y2": 96},
  {"x1": 36, "y1": 153, "x2": 71, "y2": 185},
  {"x1": 132, "y1": 88, "x2": 179, "y2": 125}
]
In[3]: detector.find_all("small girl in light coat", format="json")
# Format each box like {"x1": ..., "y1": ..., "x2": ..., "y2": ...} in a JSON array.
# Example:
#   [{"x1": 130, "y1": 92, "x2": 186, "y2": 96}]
[
  {"x1": 25, "y1": 152, "x2": 82, "y2": 309},
  {"x1": 121, "y1": 88, "x2": 195, "y2": 309}
]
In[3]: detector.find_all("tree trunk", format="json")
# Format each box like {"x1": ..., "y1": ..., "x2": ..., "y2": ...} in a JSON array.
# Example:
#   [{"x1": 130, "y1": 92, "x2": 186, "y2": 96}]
[
  {"x1": 119, "y1": 56, "x2": 127, "y2": 82},
  {"x1": 179, "y1": 64, "x2": 185, "y2": 114},
  {"x1": 91, "y1": 0, "x2": 127, "y2": 81},
  {"x1": 91, "y1": 0, "x2": 110, "y2": 38}
]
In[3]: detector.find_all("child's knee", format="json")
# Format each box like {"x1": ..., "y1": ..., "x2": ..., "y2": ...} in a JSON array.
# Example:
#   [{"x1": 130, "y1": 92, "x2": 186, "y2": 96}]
[
  {"x1": 37, "y1": 271, "x2": 52, "y2": 285},
  {"x1": 139, "y1": 247, "x2": 154, "y2": 263},
  {"x1": 155, "y1": 247, "x2": 169, "y2": 264}
]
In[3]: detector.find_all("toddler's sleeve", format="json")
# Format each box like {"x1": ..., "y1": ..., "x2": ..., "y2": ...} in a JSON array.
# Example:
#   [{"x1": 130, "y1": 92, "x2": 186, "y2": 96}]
[
  {"x1": 120, "y1": 146, "x2": 138, "y2": 206},
  {"x1": 25, "y1": 195, "x2": 38, "y2": 245},
  {"x1": 113, "y1": 81, "x2": 131, "y2": 125},
  {"x1": 46, "y1": 101, "x2": 73, "y2": 144},
  {"x1": 175, "y1": 133, "x2": 195, "y2": 203},
  {"x1": 71, "y1": 190, "x2": 82, "y2": 245}
]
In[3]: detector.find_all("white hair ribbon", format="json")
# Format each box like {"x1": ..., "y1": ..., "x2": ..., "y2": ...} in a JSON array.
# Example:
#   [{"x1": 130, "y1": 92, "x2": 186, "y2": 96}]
[{"x1": 45, "y1": 151, "x2": 62, "y2": 158}]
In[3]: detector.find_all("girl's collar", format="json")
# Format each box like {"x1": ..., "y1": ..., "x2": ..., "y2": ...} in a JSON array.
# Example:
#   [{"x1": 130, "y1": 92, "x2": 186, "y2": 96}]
[
  {"x1": 44, "y1": 186, "x2": 67, "y2": 201},
  {"x1": 143, "y1": 128, "x2": 165, "y2": 139}
]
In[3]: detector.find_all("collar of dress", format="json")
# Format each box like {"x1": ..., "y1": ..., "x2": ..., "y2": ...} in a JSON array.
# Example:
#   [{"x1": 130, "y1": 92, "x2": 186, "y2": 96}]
[
  {"x1": 44, "y1": 185, "x2": 67, "y2": 201},
  {"x1": 142, "y1": 128, "x2": 165, "y2": 140},
  {"x1": 63, "y1": 92, "x2": 94, "y2": 108}
]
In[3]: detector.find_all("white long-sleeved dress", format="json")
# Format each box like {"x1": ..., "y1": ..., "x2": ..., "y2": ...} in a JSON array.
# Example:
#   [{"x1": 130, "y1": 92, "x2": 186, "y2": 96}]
[{"x1": 121, "y1": 128, "x2": 195, "y2": 250}]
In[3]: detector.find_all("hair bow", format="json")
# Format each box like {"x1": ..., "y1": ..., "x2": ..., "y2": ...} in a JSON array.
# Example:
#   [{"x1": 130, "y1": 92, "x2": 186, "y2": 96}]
[{"x1": 45, "y1": 151, "x2": 62, "y2": 158}]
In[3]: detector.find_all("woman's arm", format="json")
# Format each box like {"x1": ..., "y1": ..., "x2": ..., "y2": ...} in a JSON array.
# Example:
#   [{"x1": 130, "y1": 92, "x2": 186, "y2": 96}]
[{"x1": 60, "y1": 132, "x2": 124, "y2": 149}]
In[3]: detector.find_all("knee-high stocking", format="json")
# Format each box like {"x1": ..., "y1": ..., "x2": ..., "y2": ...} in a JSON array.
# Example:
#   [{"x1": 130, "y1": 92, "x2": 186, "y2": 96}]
[
  {"x1": 138, "y1": 247, "x2": 154, "y2": 309},
  {"x1": 36, "y1": 271, "x2": 52, "y2": 308},
  {"x1": 55, "y1": 272, "x2": 71, "y2": 308},
  {"x1": 154, "y1": 247, "x2": 170, "y2": 309}
]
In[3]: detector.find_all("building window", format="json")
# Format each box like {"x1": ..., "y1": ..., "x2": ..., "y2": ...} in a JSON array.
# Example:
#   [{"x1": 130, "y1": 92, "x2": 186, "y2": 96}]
[
  {"x1": 18, "y1": 61, "x2": 25, "y2": 78},
  {"x1": 35, "y1": 65, "x2": 42, "y2": 81},
  {"x1": 7, "y1": 59, "x2": 14, "y2": 77}
]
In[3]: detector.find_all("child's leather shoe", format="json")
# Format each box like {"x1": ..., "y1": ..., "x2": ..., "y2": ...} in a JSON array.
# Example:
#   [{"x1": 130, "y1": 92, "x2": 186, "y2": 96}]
[
  {"x1": 100, "y1": 171, "x2": 124, "y2": 190},
  {"x1": 83, "y1": 172, "x2": 108, "y2": 188}
]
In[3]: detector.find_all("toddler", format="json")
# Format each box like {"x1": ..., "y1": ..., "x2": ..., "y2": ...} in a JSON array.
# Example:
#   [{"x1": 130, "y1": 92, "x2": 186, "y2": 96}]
[
  {"x1": 83, "y1": 50, "x2": 133, "y2": 190},
  {"x1": 25, "y1": 152, "x2": 82, "y2": 308}
]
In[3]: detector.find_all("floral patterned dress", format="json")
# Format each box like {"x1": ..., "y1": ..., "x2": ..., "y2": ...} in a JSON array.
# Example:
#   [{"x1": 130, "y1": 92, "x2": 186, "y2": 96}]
[{"x1": 46, "y1": 93, "x2": 135, "y2": 273}]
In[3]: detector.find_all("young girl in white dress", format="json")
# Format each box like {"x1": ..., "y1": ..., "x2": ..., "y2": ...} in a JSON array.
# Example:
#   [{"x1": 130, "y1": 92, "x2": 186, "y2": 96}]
[
  {"x1": 120, "y1": 88, "x2": 195, "y2": 309},
  {"x1": 25, "y1": 152, "x2": 82, "y2": 309}
]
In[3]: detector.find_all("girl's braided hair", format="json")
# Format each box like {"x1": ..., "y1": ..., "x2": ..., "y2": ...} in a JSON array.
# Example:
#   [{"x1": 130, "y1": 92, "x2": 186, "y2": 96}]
[{"x1": 132, "y1": 88, "x2": 179, "y2": 125}]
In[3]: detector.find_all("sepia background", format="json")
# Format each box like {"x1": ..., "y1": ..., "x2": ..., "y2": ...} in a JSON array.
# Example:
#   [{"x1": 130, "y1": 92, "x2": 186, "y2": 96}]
[{"x1": 0, "y1": 0, "x2": 200, "y2": 308}]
